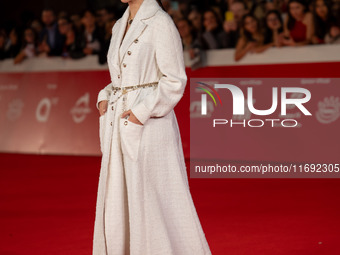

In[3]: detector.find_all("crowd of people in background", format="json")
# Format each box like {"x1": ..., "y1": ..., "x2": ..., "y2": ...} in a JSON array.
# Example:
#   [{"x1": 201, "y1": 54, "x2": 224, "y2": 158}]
[{"x1": 0, "y1": 0, "x2": 339, "y2": 64}]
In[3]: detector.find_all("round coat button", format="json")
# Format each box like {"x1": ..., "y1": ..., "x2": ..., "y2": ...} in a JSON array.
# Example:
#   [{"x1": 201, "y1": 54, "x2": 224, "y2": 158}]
[
  {"x1": 118, "y1": 74, "x2": 120, "y2": 78},
  {"x1": 110, "y1": 122, "x2": 112, "y2": 126},
  {"x1": 123, "y1": 63, "x2": 126, "y2": 68},
  {"x1": 127, "y1": 51, "x2": 131, "y2": 55},
  {"x1": 134, "y1": 39, "x2": 138, "y2": 43},
  {"x1": 124, "y1": 120, "x2": 128, "y2": 126},
  {"x1": 111, "y1": 106, "x2": 114, "y2": 111}
]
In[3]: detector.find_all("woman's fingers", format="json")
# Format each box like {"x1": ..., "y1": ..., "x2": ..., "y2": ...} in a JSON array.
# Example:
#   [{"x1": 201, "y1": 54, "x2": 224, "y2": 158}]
[
  {"x1": 121, "y1": 109, "x2": 131, "y2": 118},
  {"x1": 99, "y1": 100, "x2": 108, "y2": 116},
  {"x1": 121, "y1": 110, "x2": 143, "y2": 125},
  {"x1": 129, "y1": 112, "x2": 143, "y2": 125}
]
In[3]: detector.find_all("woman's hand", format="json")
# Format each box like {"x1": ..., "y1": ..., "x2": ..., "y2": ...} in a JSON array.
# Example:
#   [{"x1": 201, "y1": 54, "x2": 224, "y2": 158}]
[
  {"x1": 282, "y1": 36, "x2": 295, "y2": 46},
  {"x1": 83, "y1": 47, "x2": 93, "y2": 55},
  {"x1": 223, "y1": 20, "x2": 237, "y2": 33},
  {"x1": 98, "y1": 100, "x2": 108, "y2": 116},
  {"x1": 276, "y1": 32, "x2": 285, "y2": 47},
  {"x1": 330, "y1": 26, "x2": 340, "y2": 38},
  {"x1": 188, "y1": 48, "x2": 196, "y2": 59},
  {"x1": 246, "y1": 42, "x2": 257, "y2": 53},
  {"x1": 121, "y1": 109, "x2": 143, "y2": 125}
]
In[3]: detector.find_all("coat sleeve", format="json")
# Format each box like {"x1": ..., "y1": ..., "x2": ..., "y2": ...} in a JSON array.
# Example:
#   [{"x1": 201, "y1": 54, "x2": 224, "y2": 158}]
[
  {"x1": 95, "y1": 22, "x2": 120, "y2": 110},
  {"x1": 96, "y1": 83, "x2": 112, "y2": 110},
  {"x1": 131, "y1": 15, "x2": 187, "y2": 124}
]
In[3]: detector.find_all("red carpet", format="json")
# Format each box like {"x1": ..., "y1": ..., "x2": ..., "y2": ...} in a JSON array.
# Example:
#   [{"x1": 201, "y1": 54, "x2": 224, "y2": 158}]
[{"x1": 1, "y1": 153, "x2": 339, "y2": 254}]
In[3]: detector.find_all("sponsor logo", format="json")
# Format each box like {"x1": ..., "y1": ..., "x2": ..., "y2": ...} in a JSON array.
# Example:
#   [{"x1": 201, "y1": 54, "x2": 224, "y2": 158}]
[
  {"x1": 70, "y1": 93, "x2": 92, "y2": 123},
  {"x1": 36, "y1": 97, "x2": 58, "y2": 122},
  {"x1": 7, "y1": 99, "x2": 24, "y2": 121},
  {"x1": 316, "y1": 96, "x2": 340, "y2": 124}
]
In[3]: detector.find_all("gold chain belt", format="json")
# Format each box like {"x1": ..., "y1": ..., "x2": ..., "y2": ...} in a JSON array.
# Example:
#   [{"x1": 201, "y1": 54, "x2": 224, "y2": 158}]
[
  {"x1": 112, "y1": 81, "x2": 158, "y2": 95},
  {"x1": 109, "y1": 81, "x2": 158, "y2": 106},
  {"x1": 109, "y1": 81, "x2": 164, "y2": 119}
]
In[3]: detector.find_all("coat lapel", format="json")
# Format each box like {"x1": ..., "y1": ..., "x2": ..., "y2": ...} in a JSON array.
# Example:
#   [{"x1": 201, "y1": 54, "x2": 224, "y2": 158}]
[
  {"x1": 109, "y1": 9, "x2": 129, "y2": 74},
  {"x1": 118, "y1": 19, "x2": 147, "y2": 65},
  {"x1": 109, "y1": 0, "x2": 161, "y2": 74}
]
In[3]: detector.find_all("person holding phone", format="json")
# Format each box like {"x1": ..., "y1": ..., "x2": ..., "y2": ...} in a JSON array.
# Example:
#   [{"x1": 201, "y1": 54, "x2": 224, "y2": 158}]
[{"x1": 223, "y1": 0, "x2": 248, "y2": 48}]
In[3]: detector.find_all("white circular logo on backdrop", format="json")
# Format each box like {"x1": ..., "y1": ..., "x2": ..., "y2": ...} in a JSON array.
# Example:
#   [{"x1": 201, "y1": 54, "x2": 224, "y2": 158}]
[
  {"x1": 7, "y1": 99, "x2": 24, "y2": 121},
  {"x1": 70, "y1": 93, "x2": 92, "y2": 123},
  {"x1": 316, "y1": 96, "x2": 340, "y2": 124},
  {"x1": 36, "y1": 98, "x2": 51, "y2": 122}
]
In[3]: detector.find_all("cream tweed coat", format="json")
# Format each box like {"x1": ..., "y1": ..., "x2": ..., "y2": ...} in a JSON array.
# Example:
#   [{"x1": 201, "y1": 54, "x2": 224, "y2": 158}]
[{"x1": 92, "y1": 0, "x2": 212, "y2": 254}]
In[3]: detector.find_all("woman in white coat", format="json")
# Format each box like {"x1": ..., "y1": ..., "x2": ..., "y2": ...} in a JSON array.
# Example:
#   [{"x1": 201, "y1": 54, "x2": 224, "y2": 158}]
[{"x1": 93, "y1": 0, "x2": 212, "y2": 254}]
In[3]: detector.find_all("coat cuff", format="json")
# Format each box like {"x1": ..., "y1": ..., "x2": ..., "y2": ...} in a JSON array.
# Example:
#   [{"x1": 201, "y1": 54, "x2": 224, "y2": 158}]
[
  {"x1": 131, "y1": 102, "x2": 152, "y2": 125},
  {"x1": 96, "y1": 89, "x2": 109, "y2": 110}
]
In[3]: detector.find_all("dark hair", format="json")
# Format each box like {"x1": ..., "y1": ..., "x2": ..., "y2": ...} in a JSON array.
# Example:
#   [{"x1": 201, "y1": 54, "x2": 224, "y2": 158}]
[
  {"x1": 203, "y1": 8, "x2": 223, "y2": 31},
  {"x1": 287, "y1": 0, "x2": 308, "y2": 30},
  {"x1": 155, "y1": 0, "x2": 166, "y2": 11},
  {"x1": 240, "y1": 13, "x2": 261, "y2": 42},
  {"x1": 265, "y1": 9, "x2": 283, "y2": 24},
  {"x1": 263, "y1": 10, "x2": 283, "y2": 44},
  {"x1": 176, "y1": 17, "x2": 197, "y2": 38},
  {"x1": 176, "y1": 17, "x2": 193, "y2": 27},
  {"x1": 80, "y1": 8, "x2": 96, "y2": 18},
  {"x1": 0, "y1": 28, "x2": 7, "y2": 40},
  {"x1": 42, "y1": 7, "x2": 55, "y2": 16},
  {"x1": 22, "y1": 27, "x2": 39, "y2": 49},
  {"x1": 232, "y1": 0, "x2": 249, "y2": 11},
  {"x1": 58, "y1": 15, "x2": 72, "y2": 24},
  {"x1": 312, "y1": 0, "x2": 336, "y2": 39}
]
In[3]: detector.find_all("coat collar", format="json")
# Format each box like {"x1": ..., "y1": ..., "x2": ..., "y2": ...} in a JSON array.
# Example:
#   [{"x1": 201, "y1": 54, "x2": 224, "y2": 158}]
[{"x1": 109, "y1": 0, "x2": 161, "y2": 73}]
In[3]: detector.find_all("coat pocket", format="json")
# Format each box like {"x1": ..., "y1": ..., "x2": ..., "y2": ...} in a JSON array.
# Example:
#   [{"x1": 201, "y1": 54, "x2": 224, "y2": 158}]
[
  {"x1": 99, "y1": 114, "x2": 106, "y2": 154},
  {"x1": 120, "y1": 117, "x2": 144, "y2": 161}
]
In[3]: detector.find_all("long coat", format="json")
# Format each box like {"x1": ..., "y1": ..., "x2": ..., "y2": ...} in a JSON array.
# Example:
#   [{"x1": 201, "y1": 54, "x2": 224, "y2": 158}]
[{"x1": 92, "y1": 0, "x2": 212, "y2": 254}]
